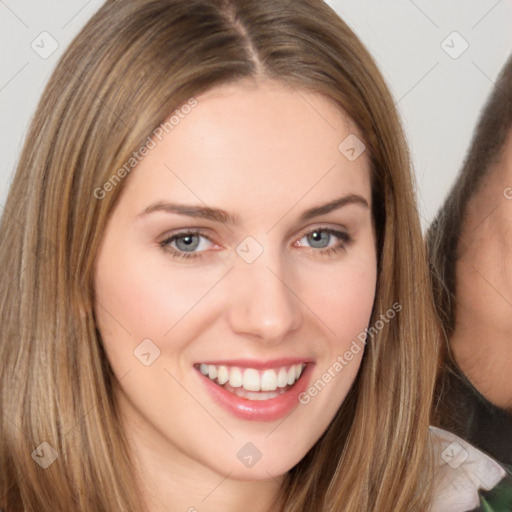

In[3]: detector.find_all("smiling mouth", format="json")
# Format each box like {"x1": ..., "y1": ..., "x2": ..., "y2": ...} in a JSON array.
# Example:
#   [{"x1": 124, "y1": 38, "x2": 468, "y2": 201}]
[{"x1": 194, "y1": 363, "x2": 307, "y2": 401}]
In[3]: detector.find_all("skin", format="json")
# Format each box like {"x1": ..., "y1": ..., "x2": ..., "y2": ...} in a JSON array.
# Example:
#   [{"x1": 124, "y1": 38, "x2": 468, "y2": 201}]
[
  {"x1": 93, "y1": 79, "x2": 377, "y2": 512},
  {"x1": 451, "y1": 128, "x2": 512, "y2": 412}
]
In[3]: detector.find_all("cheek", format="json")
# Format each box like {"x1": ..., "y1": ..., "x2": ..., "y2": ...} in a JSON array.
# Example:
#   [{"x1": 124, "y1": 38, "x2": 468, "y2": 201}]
[
  {"x1": 296, "y1": 252, "x2": 376, "y2": 415},
  {"x1": 302, "y1": 252, "x2": 377, "y2": 350},
  {"x1": 94, "y1": 246, "x2": 214, "y2": 335},
  {"x1": 93, "y1": 241, "x2": 228, "y2": 372}
]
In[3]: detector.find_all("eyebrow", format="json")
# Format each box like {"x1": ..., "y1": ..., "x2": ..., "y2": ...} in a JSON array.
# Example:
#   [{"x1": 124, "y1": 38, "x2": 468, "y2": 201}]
[{"x1": 137, "y1": 194, "x2": 369, "y2": 225}]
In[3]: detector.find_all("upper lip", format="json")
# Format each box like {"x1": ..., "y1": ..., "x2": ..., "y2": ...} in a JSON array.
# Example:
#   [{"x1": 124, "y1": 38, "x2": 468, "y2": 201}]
[{"x1": 194, "y1": 358, "x2": 313, "y2": 370}]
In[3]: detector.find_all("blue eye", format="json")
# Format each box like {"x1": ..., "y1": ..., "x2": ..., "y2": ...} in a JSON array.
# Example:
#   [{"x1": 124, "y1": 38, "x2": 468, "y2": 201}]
[
  {"x1": 174, "y1": 234, "x2": 200, "y2": 252},
  {"x1": 296, "y1": 227, "x2": 352, "y2": 254},
  {"x1": 305, "y1": 230, "x2": 332, "y2": 248},
  {"x1": 160, "y1": 231, "x2": 213, "y2": 259}
]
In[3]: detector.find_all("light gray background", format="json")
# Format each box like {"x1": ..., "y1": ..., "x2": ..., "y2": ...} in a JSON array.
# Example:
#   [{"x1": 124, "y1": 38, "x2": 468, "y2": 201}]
[{"x1": 1, "y1": 0, "x2": 511, "y2": 229}]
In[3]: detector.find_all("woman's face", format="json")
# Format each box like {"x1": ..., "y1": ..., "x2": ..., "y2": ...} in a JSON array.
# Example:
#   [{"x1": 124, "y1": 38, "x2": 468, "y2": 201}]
[{"x1": 93, "y1": 80, "x2": 377, "y2": 481}]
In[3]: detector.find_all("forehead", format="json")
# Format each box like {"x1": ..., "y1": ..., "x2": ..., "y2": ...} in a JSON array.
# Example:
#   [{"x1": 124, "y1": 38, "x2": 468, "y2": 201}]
[
  {"x1": 459, "y1": 128, "x2": 512, "y2": 244},
  {"x1": 118, "y1": 79, "x2": 371, "y2": 218}
]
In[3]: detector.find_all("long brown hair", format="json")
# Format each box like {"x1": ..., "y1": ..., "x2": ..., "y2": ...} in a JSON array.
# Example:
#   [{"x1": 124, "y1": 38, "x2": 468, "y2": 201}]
[{"x1": 0, "y1": 1, "x2": 441, "y2": 510}]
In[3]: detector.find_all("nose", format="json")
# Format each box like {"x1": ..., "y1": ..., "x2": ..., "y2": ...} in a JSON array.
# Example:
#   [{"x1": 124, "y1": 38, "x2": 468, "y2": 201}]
[{"x1": 226, "y1": 252, "x2": 303, "y2": 345}]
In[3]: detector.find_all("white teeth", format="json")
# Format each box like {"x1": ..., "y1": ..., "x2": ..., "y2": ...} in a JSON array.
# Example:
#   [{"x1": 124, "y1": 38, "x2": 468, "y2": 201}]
[
  {"x1": 243, "y1": 369, "x2": 261, "y2": 391},
  {"x1": 261, "y1": 369, "x2": 277, "y2": 391},
  {"x1": 217, "y1": 365, "x2": 229, "y2": 385},
  {"x1": 198, "y1": 363, "x2": 306, "y2": 393},
  {"x1": 287, "y1": 365, "x2": 296, "y2": 385},
  {"x1": 229, "y1": 367, "x2": 243, "y2": 388},
  {"x1": 277, "y1": 367, "x2": 288, "y2": 388},
  {"x1": 208, "y1": 365, "x2": 217, "y2": 380}
]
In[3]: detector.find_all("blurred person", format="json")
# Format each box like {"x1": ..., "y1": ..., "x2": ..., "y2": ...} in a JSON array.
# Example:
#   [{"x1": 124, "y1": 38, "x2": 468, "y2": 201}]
[{"x1": 428, "y1": 54, "x2": 512, "y2": 510}]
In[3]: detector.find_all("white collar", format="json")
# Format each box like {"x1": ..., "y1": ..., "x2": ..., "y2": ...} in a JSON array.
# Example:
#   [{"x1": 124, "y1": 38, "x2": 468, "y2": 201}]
[{"x1": 429, "y1": 426, "x2": 507, "y2": 512}]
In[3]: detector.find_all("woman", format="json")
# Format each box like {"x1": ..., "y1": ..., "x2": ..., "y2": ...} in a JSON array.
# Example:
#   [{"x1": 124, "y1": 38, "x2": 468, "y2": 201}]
[{"x1": 0, "y1": 0, "x2": 486, "y2": 510}]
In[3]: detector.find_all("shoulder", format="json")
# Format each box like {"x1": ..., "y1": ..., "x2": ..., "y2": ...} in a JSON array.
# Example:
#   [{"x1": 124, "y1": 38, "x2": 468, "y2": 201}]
[{"x1": 428, "y1": 426, "x2": 509, "y2": 512}]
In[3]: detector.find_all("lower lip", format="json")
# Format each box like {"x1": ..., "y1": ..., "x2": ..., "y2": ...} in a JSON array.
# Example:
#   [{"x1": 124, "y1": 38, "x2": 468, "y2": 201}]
[{"x1": 196, "y1": 364, "x2": 314, "y2": 422}]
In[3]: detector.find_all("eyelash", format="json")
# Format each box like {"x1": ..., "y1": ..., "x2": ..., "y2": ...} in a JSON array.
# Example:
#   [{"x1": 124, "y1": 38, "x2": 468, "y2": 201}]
[{"x1": 159, "y1": 226, "x2": 353, "y2": 260}]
